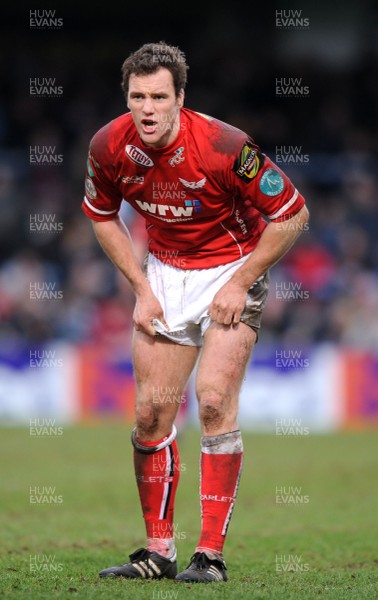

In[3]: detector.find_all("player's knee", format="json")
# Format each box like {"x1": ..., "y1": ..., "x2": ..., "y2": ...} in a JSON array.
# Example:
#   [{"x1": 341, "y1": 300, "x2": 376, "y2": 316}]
[
  {"x1": 198, "y1": 390, "x2": 228, "y2": 430},
  {"x1": 135, "y1": 404, "x2": 160, "y2": 437}
]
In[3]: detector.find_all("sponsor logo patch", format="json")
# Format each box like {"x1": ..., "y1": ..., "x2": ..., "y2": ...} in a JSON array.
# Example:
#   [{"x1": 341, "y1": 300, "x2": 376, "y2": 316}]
[
  {"x1": 135, "y1": 199, "x2": 196, "y2": 221},
  {"x1": 232, "y1": 142, "x2": 264, "y2": 183},
  {"x1": 121, "y1": 175, "x2": 144, "y2": 185},
  {"x1": 259, "y1": 168, "x2": 284, "y2": 196},
  {"x1": 168, "y1": 147, "x2": 185, "y2": 167},
  {"x1": 85, "y1": 177, "x2": 97, "y2": 199},
  {"x1": 125, "y1": 145, "x2": 154, "y2": 167}
]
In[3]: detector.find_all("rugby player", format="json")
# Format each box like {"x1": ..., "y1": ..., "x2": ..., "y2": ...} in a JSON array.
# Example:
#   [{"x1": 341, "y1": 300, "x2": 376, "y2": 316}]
[{"x1": 82, "y1": 41, "x2": 309, "y2": 583}]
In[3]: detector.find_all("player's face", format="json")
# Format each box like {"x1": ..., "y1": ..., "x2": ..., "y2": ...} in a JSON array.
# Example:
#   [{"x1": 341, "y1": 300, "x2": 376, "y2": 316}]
[{"x1": 127, "y1": 68, "x2": 184, "y2": 148}]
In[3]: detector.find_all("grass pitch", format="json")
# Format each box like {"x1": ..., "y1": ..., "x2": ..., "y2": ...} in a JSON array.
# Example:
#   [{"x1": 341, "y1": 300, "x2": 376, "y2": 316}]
[{"x1": 1, "y1": 424, "x2": 378, "y2": 599}]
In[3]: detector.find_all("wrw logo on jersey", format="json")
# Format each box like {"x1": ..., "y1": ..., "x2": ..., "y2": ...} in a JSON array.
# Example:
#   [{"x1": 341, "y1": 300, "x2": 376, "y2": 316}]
[{"x1": 135, "y1": 199, "x2": 201, "y2": 219}]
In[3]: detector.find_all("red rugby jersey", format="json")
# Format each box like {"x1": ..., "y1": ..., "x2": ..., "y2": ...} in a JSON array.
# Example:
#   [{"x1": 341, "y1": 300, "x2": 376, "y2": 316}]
[{"x1": 82, "y1": 108, "x2": 305, "y2": 269}]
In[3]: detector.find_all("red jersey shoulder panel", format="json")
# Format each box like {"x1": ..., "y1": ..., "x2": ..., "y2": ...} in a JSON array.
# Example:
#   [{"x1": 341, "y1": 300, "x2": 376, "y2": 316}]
[
  {"x1": 82, "y1": 113, "x2": 134, "y2": 222},
  {"x1": 187, "y1": 111, "x2": 305, "y2": 222},
  {"x1": 181, "y1": 110, "x2": 249, "y2": 186}
]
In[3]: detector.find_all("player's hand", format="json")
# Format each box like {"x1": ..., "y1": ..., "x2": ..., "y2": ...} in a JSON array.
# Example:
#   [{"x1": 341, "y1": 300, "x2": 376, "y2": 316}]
[
  {"x1": 133, "y1": 292, "x2": 169, "y2": 337},
  {"x1": 208, "y1": 280, "x2": 247, "y2": 326}
]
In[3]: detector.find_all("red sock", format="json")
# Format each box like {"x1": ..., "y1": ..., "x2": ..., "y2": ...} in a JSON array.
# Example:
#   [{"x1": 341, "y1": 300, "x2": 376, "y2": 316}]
[
  {"x1": 197, "y1": 430, "x2": 243, "y2": 556},
  {"x1": 134, "y1": 434, "x2": 180, "y2": 557}
]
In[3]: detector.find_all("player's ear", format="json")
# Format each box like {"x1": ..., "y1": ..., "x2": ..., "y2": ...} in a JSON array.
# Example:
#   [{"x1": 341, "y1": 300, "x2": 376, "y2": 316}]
[{"x1": 177, "y1": 89, "x2": 184, "y2": 108}]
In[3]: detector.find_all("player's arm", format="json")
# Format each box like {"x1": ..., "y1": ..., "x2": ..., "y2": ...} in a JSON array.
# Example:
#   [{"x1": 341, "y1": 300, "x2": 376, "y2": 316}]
[
  {"x1": 92, "y1": 217, "x2": 169, "y2": 336},
  {"x1": 209, "y1": 140, "x2": 309, "y2": 326},
  {"x1": 208, "y1": 205, "x2": 309, "y2": 325},
  {"x1": 82, "y1": 135, "x2": 167, "y2": 337}
]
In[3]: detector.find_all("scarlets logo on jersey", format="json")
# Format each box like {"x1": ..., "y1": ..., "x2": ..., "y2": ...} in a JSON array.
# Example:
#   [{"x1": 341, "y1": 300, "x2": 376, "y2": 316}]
[
  {"x1": 125, "y1": 145, "x2": 154, "y2": 167},
  {"x1": 232, "y1": 142, "x2": 264, "y2": 183},
  {"x1": 178, "y1": 177, "x2": 206, "y2": 190}
]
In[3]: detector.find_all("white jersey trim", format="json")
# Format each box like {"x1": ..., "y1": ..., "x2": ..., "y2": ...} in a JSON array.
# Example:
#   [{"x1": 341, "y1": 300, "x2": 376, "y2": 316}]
[
  {"x1": 268, "y1": 189, "x2": 299, "y2": 221},
  {"x1": 83, "y1": 196, "x2": 118, "y2": 216},
  {"x1": 220, "y1": 222, "x2": 243, "y2": 258}
]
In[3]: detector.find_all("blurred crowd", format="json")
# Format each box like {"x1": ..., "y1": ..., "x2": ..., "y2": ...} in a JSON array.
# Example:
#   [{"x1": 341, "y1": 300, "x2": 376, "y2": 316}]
[{"x1": 0, "y1": 13, "x2": 377, "y2": 352}]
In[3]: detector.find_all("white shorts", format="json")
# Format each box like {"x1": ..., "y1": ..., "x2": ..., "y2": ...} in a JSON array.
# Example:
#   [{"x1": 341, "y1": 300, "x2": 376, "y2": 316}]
[{"x1": 145, "y1": 252, "x2": 269, "y2": 347}]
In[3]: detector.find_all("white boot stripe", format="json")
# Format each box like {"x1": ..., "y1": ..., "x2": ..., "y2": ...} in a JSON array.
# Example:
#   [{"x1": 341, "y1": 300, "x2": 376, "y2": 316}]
[
  {"x1": 149, "y1": 559, "x2": 162, "y2": 575},
  {"x1": 208, "y1": 565, "x2": 223, "y2": 580},
  {"x1": 138, "y1": 562, "x2": 154, "y2": 577},
  {"x1": 138, "y1": 562, "x2": 149, "y2": 574},
  {"x1": 132, "y1": 563, "x2": 146, "y2": 577}
]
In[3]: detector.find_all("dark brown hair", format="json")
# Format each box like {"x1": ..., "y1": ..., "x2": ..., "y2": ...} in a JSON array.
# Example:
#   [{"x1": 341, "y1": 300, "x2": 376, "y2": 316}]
[{"x1": 121, "y1": 41, "x2": 189, "y2": 100}]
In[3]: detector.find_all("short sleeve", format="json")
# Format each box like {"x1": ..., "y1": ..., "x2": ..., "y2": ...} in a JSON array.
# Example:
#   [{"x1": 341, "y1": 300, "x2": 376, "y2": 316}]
[
  {"x1": 81, "y1": 139, "x2": 122, "y2": 222},
  {"x1": 230, "y1": 139, "x2": 305, "y2": 222}
]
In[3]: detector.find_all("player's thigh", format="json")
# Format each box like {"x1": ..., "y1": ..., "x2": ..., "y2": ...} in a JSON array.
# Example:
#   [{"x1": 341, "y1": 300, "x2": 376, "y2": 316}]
[
  {"x1": 196, "y1": 322, "x2": 256, "y2": 400},
  {"x1": 132, "y1": 330, "x2": 199, "y2": 402}
]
